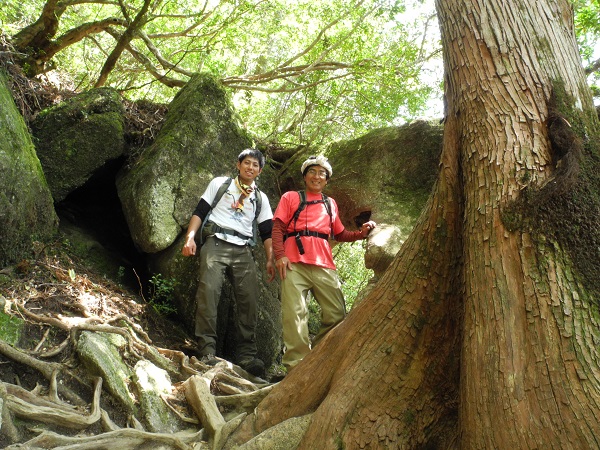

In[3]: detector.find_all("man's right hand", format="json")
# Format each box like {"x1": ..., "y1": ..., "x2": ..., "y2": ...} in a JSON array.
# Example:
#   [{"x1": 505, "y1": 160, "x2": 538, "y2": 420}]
[
  {"x1": 276, "y1": 256, "x2": 293, "y2": 280},
  {"x1": 182, "y1": 216, "x2": 202, "y2": 256},
  {"x1": 182, "y1": 236, "x2": 197, "y2": 256}
]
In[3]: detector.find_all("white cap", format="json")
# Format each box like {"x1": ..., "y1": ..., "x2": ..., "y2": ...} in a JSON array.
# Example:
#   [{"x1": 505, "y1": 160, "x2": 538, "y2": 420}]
[{"x1": 301, "y1": 155, "x2": 333, "y2": 177}]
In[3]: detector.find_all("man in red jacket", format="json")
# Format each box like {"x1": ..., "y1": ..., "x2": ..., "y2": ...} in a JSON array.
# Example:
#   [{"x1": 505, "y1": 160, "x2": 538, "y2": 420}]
[{"x1": 272, "y1": 155, "x2": 376, "y2": 373}]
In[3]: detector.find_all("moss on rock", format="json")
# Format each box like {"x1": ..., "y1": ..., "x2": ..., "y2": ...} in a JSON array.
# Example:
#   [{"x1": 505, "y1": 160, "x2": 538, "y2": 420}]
[
  {"x1": 0, "y1": 70, "x2": 58, "y2": 267},
  {"x1": 75, "y1": 331, "x2": 136, "y2": 413},
  {"x1": 0, "y1": 310, "x2": 24, "y2": 346},
  {"x1": 31, "y1": 87, "x2": 125, "y2": 202}
]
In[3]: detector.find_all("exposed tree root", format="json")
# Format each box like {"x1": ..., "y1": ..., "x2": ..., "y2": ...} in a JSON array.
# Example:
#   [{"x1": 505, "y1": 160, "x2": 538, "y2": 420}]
[
  {"x1": 4, "y1": 428, "x2": 205, "y2": 450},
  {"x1": 0, "y1": 339, "x2": 62, "y2": 381},
  {"x1": 3, "y1": 377, "x2": 102, "y2": 429},
  {"x1": 0, "y1": 255, "x2": 278, "y2": 449}
]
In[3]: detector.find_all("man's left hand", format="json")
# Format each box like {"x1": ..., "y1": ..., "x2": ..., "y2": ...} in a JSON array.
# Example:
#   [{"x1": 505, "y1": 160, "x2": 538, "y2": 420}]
[{"x1": 360, "y1": 221, "x2": 377, "y2": 238}]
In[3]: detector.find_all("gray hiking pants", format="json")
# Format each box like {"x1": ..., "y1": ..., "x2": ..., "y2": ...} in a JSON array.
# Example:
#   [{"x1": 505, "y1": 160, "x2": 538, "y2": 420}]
[{"x1": 194, "y1": 236, "x2": 258, "y2": 361}]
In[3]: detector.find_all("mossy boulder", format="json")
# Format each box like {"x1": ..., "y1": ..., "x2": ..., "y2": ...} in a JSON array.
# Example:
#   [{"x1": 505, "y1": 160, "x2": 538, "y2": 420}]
[
  {"x1": 0, "y1": 70, "x2": 58, "y2": 267},
  {"x1": 31, "y1": 87, "x2": 125, "y2": 202},
  {"x1": 116, "y1": 72, "x2": 252, "y2": 254}
]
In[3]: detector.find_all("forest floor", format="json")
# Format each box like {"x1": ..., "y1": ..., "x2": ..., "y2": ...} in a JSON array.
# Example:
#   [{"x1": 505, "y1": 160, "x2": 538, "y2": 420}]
[
  {"x1": 0, "y1": 239, "x2": 278, "y2": 449},
  {"x1": 0, "y1": 238, "x2": 191, "y2": 356},
  {"x1": 0, "y1": 238, "x2": 193, "y2": 410}
]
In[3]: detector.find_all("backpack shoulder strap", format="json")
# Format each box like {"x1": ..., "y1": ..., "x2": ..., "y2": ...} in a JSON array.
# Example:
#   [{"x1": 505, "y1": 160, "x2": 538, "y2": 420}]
[
  {"x1": 321, "y1": 193, "x2": 334, "y2": 239},
  {"x1": 287, "y1": 190, "x2": 307, "y2": 230},
  {"x1": 210, "y1": 177, "x2": 232, "y2": 209},
  {"x1": 286, "y1": 191, "x2": 333, "y2": 237},
  {"x1": 253, "y1": 186, "x2": 262, "y2": 220},
  {"x1": 200, "y1": 177, "x2": 232, "y2": 244},
  {"x1": 249, "y1": 185, "x2": 263, "y2": 246},
  {"x1": 321, "y1": 193, "x2": 331, "y2": 213}
]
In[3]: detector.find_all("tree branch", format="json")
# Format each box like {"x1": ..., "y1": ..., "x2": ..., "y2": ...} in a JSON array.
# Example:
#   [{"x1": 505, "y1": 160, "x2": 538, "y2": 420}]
[
  {"x1": 95, "y1": 0, "x2": 152, "y2": 87},
  {"x1": 223, "y1": 73, "x2": 351, "y2": 93},
  {"x1": 104, "y1": 27, "x2": 187, "y2": 88},
  {"x1": 42, "y1": 18, "x2": 127, "y2": 61},
  {"x1": 136, "y1": 31, "x2": 194, "y2": 77},
  {"x1": 11, "y1": 0, "x2": 65, "y2": 50},
  {"x1": 585, "y1": 57, "x2": 600, "y2": 76}
]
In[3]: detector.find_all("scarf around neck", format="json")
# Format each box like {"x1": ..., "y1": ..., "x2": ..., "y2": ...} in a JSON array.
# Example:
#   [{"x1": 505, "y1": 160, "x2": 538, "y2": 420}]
[{"x1": 232, "y1": 176, "x2": 254, "y2": 213}]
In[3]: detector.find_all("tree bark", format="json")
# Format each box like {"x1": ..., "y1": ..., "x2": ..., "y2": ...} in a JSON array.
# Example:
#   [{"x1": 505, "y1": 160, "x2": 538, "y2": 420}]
[
  {"x1": 441, "y1": 0, "x2": 600, "y2": 447},
  {"x1": 226, "y1": 0, "x2": 600, "y2": 448}
]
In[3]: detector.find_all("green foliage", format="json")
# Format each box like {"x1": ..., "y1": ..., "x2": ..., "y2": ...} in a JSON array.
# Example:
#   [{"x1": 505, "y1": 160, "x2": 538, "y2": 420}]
[
  {"x1": 2, "y1": 0, "x2": 598, "y2": 149},
  {"x1": 1, "y1": 0, "x2": 442, "y2": 148},
  {"x1": 333, "y1": 242, "x2": 374, "y2": 310},
  {"x1": 148, "y1": 273, "x2": 178, "y2": 316},
  {"x1": 230, "y1": 0, "x2": 442, "y2": 147},
  {"x1": 574, "y1": 0, "x2": 600, "y2": 101}
]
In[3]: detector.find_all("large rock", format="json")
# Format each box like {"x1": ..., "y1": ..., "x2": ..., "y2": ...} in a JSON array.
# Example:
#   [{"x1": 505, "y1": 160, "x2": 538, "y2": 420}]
[
  {"x1": 116, "y1": 72, "x2": 253, "y2": 254},
  {"x1": 30, "y1": 87, "x2": 125, "y2": 202},
  {"x1": 0, "y1": 70, "x2": 58, "y2": 267},
  {"x1": 133, "y1": 360, "x2": 181, "y2": 433},
  {"x1": 276, "y1": 120, "x2": 442, "y2": 277}
]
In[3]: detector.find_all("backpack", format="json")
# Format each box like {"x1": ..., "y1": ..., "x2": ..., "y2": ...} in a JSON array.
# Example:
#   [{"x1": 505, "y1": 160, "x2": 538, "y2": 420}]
[
  {"x1": 199, "y1": 177, "x2": 262, "y2": 246},
  {"x1": 285, "y1": 190, "x2": 333, "y2": 254}
]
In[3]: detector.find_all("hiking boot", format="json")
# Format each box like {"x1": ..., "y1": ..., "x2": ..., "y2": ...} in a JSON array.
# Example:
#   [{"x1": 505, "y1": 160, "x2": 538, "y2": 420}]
[
  {"x1": 238, "y1": 358, "x2": 265, "y2": 377},
  {"x1": 200, "y1": 353, "x2": 220, "y2": 366}
]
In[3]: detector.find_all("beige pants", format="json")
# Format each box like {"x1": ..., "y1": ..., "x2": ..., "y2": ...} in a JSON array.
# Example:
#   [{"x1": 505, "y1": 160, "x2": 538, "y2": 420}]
[{"x1": 281, "y1": 262, "x2": 346, "y2": 370}]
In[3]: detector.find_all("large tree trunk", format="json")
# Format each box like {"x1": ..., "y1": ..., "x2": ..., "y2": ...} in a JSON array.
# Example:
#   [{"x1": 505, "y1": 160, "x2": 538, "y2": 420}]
[
  {"x1": 226, "y1": 0, "x2": 600, "y2": 448},
  {"x1": 443, "y1": 0, "x2": 600, "y2": 447}
]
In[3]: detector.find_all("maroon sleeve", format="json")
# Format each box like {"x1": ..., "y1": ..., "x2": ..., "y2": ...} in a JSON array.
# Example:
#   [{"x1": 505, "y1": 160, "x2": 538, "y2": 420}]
[
  {"x1": 334, "y1": 229, "x2": 363, "y2": 242},
  {"x1": 272, "y1": 218, "x2": 287, "y2": 260}
]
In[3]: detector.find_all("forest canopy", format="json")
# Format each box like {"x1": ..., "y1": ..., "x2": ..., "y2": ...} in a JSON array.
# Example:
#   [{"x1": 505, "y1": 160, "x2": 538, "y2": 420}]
[{"x1": 1, "y1": 0, "x2": 600, "y2": 149}]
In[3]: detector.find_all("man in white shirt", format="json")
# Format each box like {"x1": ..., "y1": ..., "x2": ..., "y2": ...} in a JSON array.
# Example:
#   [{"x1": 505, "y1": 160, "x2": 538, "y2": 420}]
[{"x1": 182, "y1": 149, "x2": 274, "y2": 376}]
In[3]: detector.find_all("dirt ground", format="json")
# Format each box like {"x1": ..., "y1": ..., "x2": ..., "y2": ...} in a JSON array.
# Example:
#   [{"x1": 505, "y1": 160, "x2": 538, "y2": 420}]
[{"x1": 0, "y1": 239, "x2": 205, "y2": 445}]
